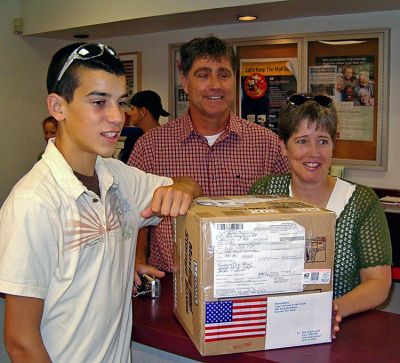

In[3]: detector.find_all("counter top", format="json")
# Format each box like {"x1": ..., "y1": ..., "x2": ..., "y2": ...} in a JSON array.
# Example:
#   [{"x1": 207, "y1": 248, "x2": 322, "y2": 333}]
[{"x1": 132, "y1": 273, "x2": 400, "y2": 363}]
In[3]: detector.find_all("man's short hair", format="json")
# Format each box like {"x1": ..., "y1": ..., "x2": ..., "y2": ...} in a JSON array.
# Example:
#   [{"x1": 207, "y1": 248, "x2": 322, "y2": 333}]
[
  {"x1": 179, "y1": 36, "x2": 238, "y2": 76},
  {"x1": 46, "y1": 43, "x2": 125, "y2": 103}
]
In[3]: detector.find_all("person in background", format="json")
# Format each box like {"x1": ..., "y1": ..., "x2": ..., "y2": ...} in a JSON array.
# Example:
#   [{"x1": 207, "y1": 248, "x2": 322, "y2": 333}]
[
  {"x1": 42, "y1": 116, "x2": 58, "y2": 143},
  {"x1": 129, "y1": 90, "x2": 170, "y2": 132},
  {"x1": 128, "y1": 36, "x2": 289, "y2": 280},
  {"x1": 38, "y1": 116, "x2": 58, "y2": 160},
  {"x1": 0, "y1": 42, "x2": 202, "y2": 363},
  {"x1": 120, "y1": 90, "x2": 169, "y2": 163},
  {"x1": 250, "y1": 94, "x2": 392, "y2": 339}
]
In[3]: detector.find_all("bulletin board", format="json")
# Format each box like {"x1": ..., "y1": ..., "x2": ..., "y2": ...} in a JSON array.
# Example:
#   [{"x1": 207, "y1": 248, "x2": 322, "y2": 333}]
[
  {"x1": 305, "y1": 30, "x2": 390, "y2": 169},
  {"x1": 168, "y1": 29, "x2": 389, "y2": 170}
]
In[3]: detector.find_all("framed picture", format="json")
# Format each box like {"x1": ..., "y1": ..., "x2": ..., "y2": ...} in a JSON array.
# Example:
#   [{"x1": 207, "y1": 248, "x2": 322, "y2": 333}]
[
  {"x1": 169, "y1": 45, "x2": 188, "y2": 119},
  {"x1": 306, "y1": 29, "x2": 390, "y2": 169},
  {"x1": 119, "y1": 51, "x2": 142, "y2": 98}
]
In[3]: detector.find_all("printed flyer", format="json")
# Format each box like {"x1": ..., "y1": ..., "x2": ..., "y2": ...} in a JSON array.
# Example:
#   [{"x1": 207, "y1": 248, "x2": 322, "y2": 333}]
[
  {"x1": 309, "y1": 55, "x2": 375, "y2": 141},
  {"x1": 240, "y1": 59, "x2": 297, "y2": 134}
]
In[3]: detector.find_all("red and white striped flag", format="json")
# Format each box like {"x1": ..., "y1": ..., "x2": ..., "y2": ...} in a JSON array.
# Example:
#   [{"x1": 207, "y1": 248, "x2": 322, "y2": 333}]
[{"x1": 205, "y1": 297, "x2": 267, "y2": 342}]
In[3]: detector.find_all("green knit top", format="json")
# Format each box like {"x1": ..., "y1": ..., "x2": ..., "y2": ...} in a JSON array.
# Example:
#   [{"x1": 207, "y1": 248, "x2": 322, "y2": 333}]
[{"x1": 249, "y1": 174, "x2": 392, "y2": 299}]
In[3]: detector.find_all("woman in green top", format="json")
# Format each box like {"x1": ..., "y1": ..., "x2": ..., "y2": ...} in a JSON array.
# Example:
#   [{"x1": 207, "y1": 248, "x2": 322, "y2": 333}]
[{"x1": 250, "y1": 94, "x2": 392, "y2": 338}]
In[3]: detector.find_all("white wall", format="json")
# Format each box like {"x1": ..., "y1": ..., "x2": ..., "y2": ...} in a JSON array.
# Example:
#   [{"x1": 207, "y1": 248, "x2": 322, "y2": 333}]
[
  {"x1": 0, "y1": 0, "x2": 69, "y2": 205},
  {"x1": 1, "y1": 6, "x2": 400, "y2": 205}
]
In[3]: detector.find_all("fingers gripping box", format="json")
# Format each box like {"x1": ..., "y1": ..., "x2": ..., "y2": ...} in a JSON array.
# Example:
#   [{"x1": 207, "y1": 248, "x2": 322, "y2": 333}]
[{"x1": 173, "y1": 195, "x2": 336, "y2": 356}]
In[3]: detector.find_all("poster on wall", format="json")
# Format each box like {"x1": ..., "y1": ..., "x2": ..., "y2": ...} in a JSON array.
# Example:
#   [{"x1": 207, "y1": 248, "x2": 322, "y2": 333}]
[
  {"x1": 240, "y1": 59, "x2": 298, "y2": 134},
  {"x1": 120, "y1": 52, "x2": 142, "y2": 126},
  {"x1": 309, "y1": 55, "x2": 375, "y2": 141},
  {"x1": 120, "y1": 52, "x2": 141, "y2": 98}
]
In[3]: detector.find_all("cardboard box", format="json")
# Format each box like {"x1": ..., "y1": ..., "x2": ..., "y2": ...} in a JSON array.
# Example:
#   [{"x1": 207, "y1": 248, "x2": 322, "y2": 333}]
[{"x1": 173, "y1": 195, "x2": 336, "y2": 356}]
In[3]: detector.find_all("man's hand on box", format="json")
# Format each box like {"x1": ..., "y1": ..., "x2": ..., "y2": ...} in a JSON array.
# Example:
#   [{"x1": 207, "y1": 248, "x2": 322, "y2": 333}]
[{"x1": 141, "y1": 177, "x2": 202, "y2": 219}]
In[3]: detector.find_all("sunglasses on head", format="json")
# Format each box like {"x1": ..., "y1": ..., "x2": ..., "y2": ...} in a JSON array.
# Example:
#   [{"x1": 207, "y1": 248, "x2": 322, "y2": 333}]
[
  {"x1": 56, "y1": 43, "x2": 120, "y2": 82},
  {"x1": 287, "y1": 94, "x2": 333, "y2": 107}
]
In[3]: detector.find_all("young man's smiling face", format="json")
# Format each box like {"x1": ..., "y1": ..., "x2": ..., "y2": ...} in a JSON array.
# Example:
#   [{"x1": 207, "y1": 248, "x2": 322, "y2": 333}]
[{"x1": 53, "y1": 68, "x2": 128, "y2": 174}]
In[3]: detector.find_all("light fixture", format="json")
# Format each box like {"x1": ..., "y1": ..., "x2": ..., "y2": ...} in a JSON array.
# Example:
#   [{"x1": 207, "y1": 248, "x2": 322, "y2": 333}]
[
  {"x1": 318, "y1": 40, "x2": 367, "y2": 45},
  {"x1": 237, "y1": 15, "x2": 257, "y2": 22}
]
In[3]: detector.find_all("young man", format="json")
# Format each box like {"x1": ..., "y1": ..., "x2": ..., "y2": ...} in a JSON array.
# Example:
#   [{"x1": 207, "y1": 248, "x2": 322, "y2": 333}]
[
  {"x1": 129, "y1": 90, "x2": 169, "y2": 132},
  {"x1": 119, "y1": 90, "x2": 169, "y2": 163},
  {"x1": 128, "y1": 36, "x2": 289, "y2": 276},
  {"x1": 0, "y1": 43, "x2": 201, "y2": 363}
]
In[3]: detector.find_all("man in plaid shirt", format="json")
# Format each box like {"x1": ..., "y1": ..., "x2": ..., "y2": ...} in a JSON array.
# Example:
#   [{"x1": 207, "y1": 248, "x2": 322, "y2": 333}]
[{"x1": 128, "y1": 36, "x2": 289, "y2": 279}]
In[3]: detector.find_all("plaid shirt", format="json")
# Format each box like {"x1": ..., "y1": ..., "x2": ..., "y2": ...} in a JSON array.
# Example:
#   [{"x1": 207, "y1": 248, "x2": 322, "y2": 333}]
[{"x1": 128, "y1": 111, "x2": 289, "y2": 271}]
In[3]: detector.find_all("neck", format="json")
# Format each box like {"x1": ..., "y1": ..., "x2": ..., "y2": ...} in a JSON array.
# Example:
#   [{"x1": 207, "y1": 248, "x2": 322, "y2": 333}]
[
  {"x1": 140, "y1": 117, "x2": 159, "y2": 133},
  {"x1": 291, "y1": 176, "x2": 336, "y2": 208},
  {"x1": 55, "y1": 139, "x2": 96, "y2": 177},
  {"x1": 189, "y1": 108, "x2": 230, "y2": 136}
]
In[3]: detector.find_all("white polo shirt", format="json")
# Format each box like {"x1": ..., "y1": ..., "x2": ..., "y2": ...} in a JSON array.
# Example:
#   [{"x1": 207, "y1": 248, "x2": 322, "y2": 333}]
[{"x1": 0, "y1": 140, "x2": 172, "y2": 362}]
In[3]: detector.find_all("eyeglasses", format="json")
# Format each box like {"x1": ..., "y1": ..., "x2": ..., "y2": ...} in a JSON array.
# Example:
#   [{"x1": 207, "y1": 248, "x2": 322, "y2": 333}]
[
  {"x1": 287, "y1": 94, "x2": 333, "y2": 107},
  {"x1": 56, "y1": 43, "x2": 119, "y2": 82}
]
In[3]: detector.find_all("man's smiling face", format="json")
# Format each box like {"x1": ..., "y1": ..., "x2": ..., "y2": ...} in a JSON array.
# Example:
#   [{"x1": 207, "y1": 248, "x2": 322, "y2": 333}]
[{"x1": 181, "y1": 55, "x2": 234, "y2": 126}]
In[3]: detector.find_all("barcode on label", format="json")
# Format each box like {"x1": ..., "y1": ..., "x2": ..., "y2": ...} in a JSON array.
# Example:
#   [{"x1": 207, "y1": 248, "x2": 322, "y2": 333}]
[
  {"x1": 311, "y1": 272, "x2": 320, "y2": 281},
  {"x1": 216, "y1": 223, "x2": 244, "y2": 230}
]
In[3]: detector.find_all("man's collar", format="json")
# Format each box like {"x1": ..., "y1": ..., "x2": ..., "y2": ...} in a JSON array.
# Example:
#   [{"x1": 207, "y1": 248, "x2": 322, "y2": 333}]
[{"x1": 180, "y1": 110, "x2": 242, "y2": 140}]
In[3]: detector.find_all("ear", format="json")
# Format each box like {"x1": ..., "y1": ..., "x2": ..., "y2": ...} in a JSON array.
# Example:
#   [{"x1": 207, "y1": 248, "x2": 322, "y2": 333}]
[
  {"x1": 180, "y1": 73, "x2": 189, "y2": 95},
  {"x1": 279, "y1": 139, "x2": 288, "y2": 157},
  {"x1": 47, "y1": 93, "x2": 66, "y2": 122}
]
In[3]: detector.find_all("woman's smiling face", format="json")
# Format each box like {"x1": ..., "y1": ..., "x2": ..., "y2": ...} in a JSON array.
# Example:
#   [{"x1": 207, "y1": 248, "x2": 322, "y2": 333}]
[{"x1": 281, "y1": 118, "x2": 334, "y2": 185}]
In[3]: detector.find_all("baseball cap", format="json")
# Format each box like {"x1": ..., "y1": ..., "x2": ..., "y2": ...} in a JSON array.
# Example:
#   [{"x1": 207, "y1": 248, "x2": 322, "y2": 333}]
[{"x1": 129, "y1": 90, "x2": 170, "y2": 118}]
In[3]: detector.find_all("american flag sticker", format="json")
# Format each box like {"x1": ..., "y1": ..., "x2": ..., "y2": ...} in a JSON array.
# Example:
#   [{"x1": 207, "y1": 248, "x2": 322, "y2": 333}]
[{"x1": 204, "y1": 298, "x2": 267, "y2": 342}]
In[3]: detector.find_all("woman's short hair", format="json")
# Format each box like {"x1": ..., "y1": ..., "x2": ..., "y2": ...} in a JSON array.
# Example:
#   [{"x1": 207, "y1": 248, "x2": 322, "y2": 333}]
[{"x1": 279, "y1": 95, "x2": 338, "y2": 144}]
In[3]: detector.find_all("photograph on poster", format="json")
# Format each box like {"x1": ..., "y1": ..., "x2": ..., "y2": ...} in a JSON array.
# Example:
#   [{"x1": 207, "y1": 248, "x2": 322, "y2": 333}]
[
  {"x1": 240, "y1": 59, "x2": 297, "y2": 134},
  {"x1": 309, "y1": 55, "x2": 375, "y2": 142}
]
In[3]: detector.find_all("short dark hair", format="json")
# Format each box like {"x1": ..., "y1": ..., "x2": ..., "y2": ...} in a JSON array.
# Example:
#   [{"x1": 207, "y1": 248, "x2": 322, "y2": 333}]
[
  {"x1": 46, "y1": 43, "x2": 125, "y2": 102},
  {"x1": 42, "y1": 116, "x2": 57, "y2": 130},
  {"x1": 279, "y1": 97, "x2": 338, "y2": 144},
  {"x1": 179, "y1": 36, "x2": 238, "y2": 76},
  {"x1": 129, "y1": 90, "x2": 169, "y2": 121}
]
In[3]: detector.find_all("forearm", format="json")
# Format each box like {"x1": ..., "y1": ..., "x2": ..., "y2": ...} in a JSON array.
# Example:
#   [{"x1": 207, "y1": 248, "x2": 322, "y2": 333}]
[
  {"x1": 6, "y1": 339, "x2": 51, "y2": 363},
  {"x1": 135, "y1": 227, "x2": 149, "y2": 264},
  {"x1": 141, "y1": 176, "x2": 202, "y2": 219},
  {"x1": 334, "y1": 267, "x2": 391, "y2": 318},
  {"x1": 134, "y1": 227, "x2": 165, "y2": 281},
  {"x1": 5, "y1": 295, "x2": 52, "y2": 363}
]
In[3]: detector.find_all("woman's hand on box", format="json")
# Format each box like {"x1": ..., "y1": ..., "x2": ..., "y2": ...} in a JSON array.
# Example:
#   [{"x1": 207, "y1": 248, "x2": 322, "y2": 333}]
[{"x1": 331, "y1": 301, "x2": 342, "y2": 339}]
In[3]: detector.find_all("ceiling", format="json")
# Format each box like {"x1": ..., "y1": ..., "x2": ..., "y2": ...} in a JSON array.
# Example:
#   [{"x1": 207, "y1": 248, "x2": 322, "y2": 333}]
[{"x1": 29, "y1": 0, "x2": 400, "y2": 40}]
